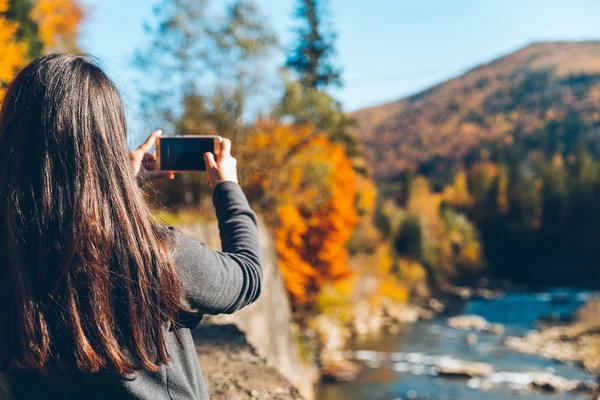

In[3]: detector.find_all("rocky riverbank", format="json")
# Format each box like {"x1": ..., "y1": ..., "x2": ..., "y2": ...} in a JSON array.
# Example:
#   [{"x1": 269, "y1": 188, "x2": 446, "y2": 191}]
[
  {"x1": 437, "y1": 299, "x2": 600, "y2": 394},
  {"x1": 505, "y1": 300, "x2": 600, "y2": 375},
  {"x1": 308, "y1": 284, "x2": 509, "y2": 384},
  {"x1": 319, "y1": 289, "x2": 600, "y2": 400},
  {"x1": 348, "y1": 349, "x2": 599, "y2": 395},
  {"x1": 309, "y1": 299, "x2": 443, "y2": 383}
]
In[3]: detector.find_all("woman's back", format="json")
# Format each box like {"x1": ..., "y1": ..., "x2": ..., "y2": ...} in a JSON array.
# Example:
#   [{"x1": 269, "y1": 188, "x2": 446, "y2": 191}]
[{"x1": 0, "y1": 54, "x2": 262, "y2": 399}]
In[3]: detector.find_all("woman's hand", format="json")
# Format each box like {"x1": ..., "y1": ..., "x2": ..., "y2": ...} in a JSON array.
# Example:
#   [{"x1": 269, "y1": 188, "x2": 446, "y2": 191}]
[
  {"x1": 130, "y1": 130, "x2": 174, "y2": 183},
  {"x1": 204, "y1": 137, "x2": 238, "y2": 189}
]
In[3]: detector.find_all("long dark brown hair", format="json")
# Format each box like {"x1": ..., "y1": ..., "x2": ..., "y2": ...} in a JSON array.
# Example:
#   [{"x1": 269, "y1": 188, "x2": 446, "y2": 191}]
[{"x1": 0, "y1": 54, "x2": 182, "y2": 374}]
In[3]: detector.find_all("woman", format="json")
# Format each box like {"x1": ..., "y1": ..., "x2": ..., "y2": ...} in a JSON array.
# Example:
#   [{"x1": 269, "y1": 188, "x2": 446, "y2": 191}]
[{"x1": 0, "y1": 54, "x2": 261, "y2": 399}]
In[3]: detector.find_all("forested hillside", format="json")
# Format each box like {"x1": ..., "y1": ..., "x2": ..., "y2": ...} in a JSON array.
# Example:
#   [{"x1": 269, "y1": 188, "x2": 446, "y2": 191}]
[
  {"x1": 353, "y1": 41, "x2": 600, "y2": 182},
  {"x1": 353, "y1": 41, "x2": 600, "y2": 286}
]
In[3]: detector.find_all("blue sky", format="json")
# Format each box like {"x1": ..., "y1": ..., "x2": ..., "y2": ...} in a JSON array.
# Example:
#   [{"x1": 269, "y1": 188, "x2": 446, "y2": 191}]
[{"x1": 79, "y1": 0, "x2": 600, "y2": 143}]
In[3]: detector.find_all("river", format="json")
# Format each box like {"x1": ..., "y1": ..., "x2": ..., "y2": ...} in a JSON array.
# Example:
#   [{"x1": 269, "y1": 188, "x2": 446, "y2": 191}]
[{"x1": 317, "y1": 289, "x2": 598, "y2": 400}]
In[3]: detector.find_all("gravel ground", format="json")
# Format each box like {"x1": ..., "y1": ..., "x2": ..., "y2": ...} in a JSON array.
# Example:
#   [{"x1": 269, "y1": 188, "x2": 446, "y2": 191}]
[{"x1": 192, "y1": 323, "x2": 305, "y2": 400}]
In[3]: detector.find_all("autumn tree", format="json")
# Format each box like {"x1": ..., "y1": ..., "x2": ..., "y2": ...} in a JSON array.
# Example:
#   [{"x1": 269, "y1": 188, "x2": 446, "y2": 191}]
[
  {"x1": 243, "y1": 122, "x2": 359, "y2": 304},
  {"x1": 1, "y1": 0, "x2": 85, "y2": 96},
  {"x1": 0, "y1": 0, "x2": 28, "y2": 94},
  {"x1": 272, "y1": 79, "x2": 360, "y2": 157},
  {"x1": 4, "y1": 0, "x2": 42, "y2": 58},
  {"x1": 388, "y1": 176, "x2": 485, "y2": 289},
  {"x1": 32, "y1": 0, "x2": 86, "y2": 53}
]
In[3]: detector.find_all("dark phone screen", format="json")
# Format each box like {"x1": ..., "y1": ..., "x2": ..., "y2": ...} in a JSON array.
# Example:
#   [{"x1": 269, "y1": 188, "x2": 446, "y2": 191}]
[{"x1": 159, "y1": 137, "x2": 215, "y2": 171}]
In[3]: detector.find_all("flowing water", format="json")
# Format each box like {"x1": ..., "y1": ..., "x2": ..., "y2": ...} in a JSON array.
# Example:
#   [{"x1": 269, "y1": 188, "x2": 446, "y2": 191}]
[{"x1": 317, "y1": 289, "x2": 598, "y2": 400}]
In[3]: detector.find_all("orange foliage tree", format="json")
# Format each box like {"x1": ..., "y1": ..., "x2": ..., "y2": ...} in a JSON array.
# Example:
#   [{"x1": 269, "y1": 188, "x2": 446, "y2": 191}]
[
  {"x1": 243, "y1": 122, "x2": 359, "y2": 305},
  {"x1": 0, "y1": 0, "x2": 28, "y2": 95},
  {"x1": 32, "y1": 0, "x2": 86, "y2": 52},
  {"x1": 1, "y1": 0, "x2": 85, "y2": 96}
]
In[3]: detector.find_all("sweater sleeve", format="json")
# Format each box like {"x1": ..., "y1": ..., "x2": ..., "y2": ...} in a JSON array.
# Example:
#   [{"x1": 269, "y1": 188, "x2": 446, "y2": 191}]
[{"x1": 172, "y1": 181, "x2": 263, "y2": 317}]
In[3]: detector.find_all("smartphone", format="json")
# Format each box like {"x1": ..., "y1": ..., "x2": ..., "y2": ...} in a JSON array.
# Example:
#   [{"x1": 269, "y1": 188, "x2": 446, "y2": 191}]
[{"x1": 156, "y1": 136, "x2": 218, "y2": 171}]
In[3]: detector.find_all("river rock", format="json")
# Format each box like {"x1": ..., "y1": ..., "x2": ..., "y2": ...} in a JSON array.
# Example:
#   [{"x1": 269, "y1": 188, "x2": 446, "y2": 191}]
[
  {"x1": 311, "y1": 315, "x2": 351, "y2": 352},
  {"x1": 485, "y1": 323, "x2": 506, "y2": 335},
  {"x1": 448, "y1": 315, "x2": 488, "y2": 330},
  {"x1": 428, "y1": 298, "x2": 445, "y2": 313},
  {"x1": 464, "y1": 333, "x2": 478, "y2": 346},
  {"x1": 448, "y1": 315, "x2": 505, "y2": 335},
  {"x1": 451, "y1": 287, "x2": 474, "y2": 299},
  {"x1": 574, "y1": 381, "x2": 599, "y2": 394},
  {"x1": 320, "y1": 357, "x2": 362, "y2": 383},
  {"x1": 381, "y1": 300, "x2": 421, "y2": 325},
  {"x1": 474, "y1": 287, "x2": 505, "y2": 300},
  {"x1": 529, "y1": 372, "x2": 580, "y2": 392},
  {"x1": 386, "y1": 325, "x2": 402, "y2": 334},
  {"x1": 506, "y1": 301, "x2": 600, "y2": 375},
  {"x1": 534, "y1": 313, "x2": 574, "y2": 329},
  {"x1": 437, "y1": 360, "x2": 494, "y2": 378},
  {"x1": 504, "y1": 331, "x2": 582, "y2": 364},
  {"x1": 418, "y1": 307, "x2": 435, "y2": 320},
  {"x1": 351, "y1": 301, "x2": 384, "y2": 336}
]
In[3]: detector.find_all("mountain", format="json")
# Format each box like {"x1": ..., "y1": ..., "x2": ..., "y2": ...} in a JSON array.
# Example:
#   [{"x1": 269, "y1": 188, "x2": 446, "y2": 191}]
[{"x1": 352, "y1": 41, "x2": 600, "y2": 182}]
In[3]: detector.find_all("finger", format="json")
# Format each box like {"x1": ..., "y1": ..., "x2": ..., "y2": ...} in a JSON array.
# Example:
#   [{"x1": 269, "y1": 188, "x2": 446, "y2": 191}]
[
  {"x1": 137, "y1": 130, "x2": 162, "y2": 153},
  {"x1": 204, "y1": 152, "x2": 218, "y2": 169},
  {"x1": 213, "y1": 136, "x2": 222, "y2": 159},
  {"x1": 142, "y1": 153, "x2": 155, "y2": 162},
  {"x1": 143, "y1": 163, "x2": 156, "y2": 172},
  {"x1": 219, "y1": 138, "x2": 231, "y2": 160},
  {"x1": 143, "y1": 157, "x2": 156, "y2": 167},
  {"x1": 143, "y1": 160, "x2": 156, "y2": 169}
]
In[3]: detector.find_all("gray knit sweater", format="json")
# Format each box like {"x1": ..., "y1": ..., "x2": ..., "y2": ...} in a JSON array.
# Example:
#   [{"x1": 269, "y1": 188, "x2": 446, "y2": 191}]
[{"x1": 0, "y1": 181, "x2": 262, "y2": 399}]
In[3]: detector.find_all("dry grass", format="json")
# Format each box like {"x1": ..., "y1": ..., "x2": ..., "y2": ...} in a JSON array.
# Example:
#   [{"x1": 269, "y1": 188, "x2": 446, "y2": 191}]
[{"x1": 152, "y1": 209, "x2": 210, "y2": 227}]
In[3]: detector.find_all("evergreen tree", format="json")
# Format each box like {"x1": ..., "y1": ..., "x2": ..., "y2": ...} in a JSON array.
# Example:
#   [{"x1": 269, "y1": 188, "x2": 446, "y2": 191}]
[
  {"x1": 394, "y1": 216, "x2": 423, "y2": 260},
  {"x1": 276, "y1": 0, "x2": 361, "y2": 158},
  {"x1": 285, "y1": 0, "x2": 340, "y2": 89}
]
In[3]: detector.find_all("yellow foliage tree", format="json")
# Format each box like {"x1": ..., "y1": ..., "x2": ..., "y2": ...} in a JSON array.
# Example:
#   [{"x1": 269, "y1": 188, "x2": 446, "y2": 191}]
[
  {"x1": 0, "y1": 0, "x2": 28, "y2": 95},
  {"x1": 32, "y1": 0, "x2": 86, "y2": 52},
  {"x1": 346, "y1": 173, "x2": 379, "y2": 254},
  {"x1": 392, "y1": 175, "x2": 484, "y2": 288},
  {"x1": 243, "y1": 122, "x2": 359, "y2": 304},
  {"x1": 1, "y1": 0, "x2": 85, "y2": 97},
  {"x1": 442, "y1": 171, "x2": 473, "y2": 208}
]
